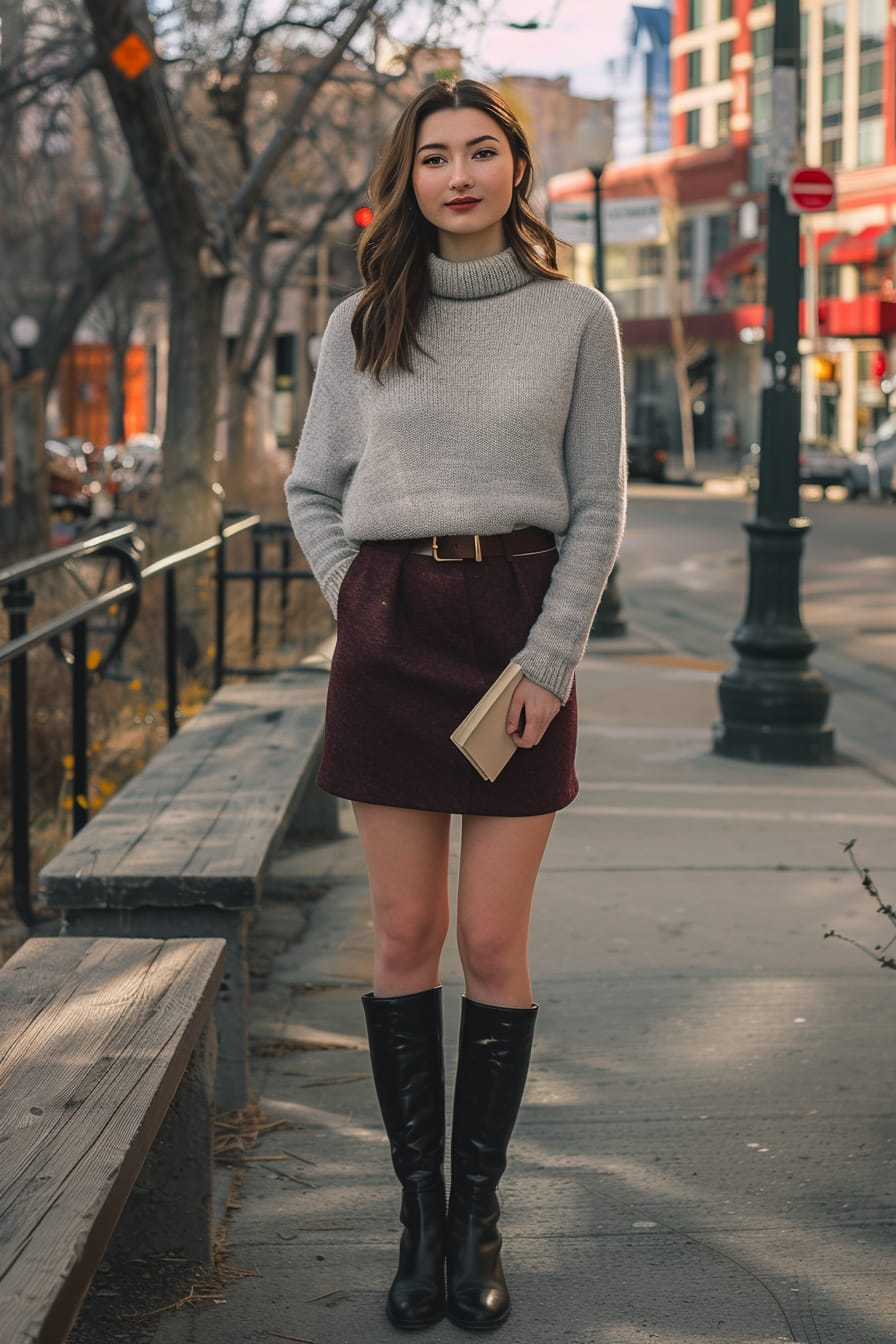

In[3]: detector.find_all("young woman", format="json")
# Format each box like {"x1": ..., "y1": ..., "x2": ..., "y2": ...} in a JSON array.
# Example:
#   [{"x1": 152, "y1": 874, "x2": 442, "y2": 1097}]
[{"x1": 285, "y1": 78, "x2": 626, "y2": 1332}]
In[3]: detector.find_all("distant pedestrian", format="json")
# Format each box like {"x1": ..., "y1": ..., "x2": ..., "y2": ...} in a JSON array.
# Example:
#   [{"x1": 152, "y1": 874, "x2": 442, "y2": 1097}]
[{"x1": 285, "y1": 77, "x2": 626, "y2": 1332}]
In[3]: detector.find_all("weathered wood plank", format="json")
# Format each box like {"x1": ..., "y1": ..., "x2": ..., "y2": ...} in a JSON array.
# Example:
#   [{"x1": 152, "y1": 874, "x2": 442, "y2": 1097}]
[
  {"x1": 39, "y1": 674, "x2": 328, "y2": 908},
  {"x1": 0, "y1": 937, "x2": 225, "y2": 1344}
]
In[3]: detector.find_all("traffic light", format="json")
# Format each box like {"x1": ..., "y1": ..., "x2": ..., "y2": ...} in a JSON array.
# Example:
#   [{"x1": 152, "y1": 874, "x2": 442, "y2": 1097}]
[{"x1": 354, "y1": 206, "x2": 373, "y2": 229}]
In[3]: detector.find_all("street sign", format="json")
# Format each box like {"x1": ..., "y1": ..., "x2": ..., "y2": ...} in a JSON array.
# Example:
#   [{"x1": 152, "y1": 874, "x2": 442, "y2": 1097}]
[
  {"x1": 787, "y1": 166, "x2": 836, "y2": 213},
  {"x1": 110, "y1": 32, "x2": 153, "y2": 80}
]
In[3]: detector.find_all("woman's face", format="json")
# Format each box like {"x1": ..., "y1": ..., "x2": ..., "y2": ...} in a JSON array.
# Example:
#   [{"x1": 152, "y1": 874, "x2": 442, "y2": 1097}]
[{"x1": 411, "y1": 106, "x2": 524, "y2": 261}]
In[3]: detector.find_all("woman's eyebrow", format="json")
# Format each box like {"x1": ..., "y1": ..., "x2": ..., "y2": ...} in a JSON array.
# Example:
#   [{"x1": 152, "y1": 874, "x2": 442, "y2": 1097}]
[{"x1": 415, "y1": 134, "x2": 501, "y2": 154}]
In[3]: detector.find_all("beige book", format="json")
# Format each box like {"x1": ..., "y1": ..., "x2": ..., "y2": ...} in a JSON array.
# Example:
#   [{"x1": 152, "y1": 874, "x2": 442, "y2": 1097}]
[{"x1": 450, "y1": 663, "x2": 525, "y2": 782}]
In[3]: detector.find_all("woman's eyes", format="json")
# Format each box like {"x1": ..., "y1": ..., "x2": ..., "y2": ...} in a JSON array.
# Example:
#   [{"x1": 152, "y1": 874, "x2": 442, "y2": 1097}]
[{"x1": 420, "y1": 149, "x2": 497, "y2": 166}]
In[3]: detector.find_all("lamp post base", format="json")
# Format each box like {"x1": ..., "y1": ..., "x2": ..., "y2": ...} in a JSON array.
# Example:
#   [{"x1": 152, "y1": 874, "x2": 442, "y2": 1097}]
[
  {"x1": 713, "y1": 517, "x2": 835, "y2": 765},
  {"x1": 712, "y1": 717, "x2": 834, "y2": 765},
  {"x1": 590, "y1": 564, "x2": 627, "y2": 639}
]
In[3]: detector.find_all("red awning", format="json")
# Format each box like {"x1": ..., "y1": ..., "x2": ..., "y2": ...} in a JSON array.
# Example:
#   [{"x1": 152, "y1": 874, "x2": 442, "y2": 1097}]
[
  {"x1": 799, "y1": 230, "x2": 840, "y2": 264},
  {"x1": 714, "y1": 238, "x2": 764, "y2": 277},
  {"x1": 824, "y1": 224, "x2": 887, "y2": 265},
  {"x1": 704, "y1": 239, "x2": 763, "y2": 299}
]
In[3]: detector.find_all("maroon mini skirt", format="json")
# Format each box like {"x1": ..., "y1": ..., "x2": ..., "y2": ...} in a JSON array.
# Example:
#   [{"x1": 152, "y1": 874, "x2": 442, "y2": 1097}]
[{"x1": 317, "y1": 538, "x2": 578, "y2": 817}]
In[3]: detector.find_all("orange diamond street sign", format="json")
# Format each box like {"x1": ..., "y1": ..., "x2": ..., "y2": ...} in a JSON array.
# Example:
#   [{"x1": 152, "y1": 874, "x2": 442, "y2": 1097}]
[{"x1": 110, "y1": 32, "x2": 153, "y2": 80}]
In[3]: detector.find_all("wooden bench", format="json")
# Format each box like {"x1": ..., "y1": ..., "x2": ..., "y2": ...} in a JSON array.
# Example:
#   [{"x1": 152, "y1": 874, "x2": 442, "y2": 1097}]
[
  {"x1": 0, "y1": 935, "x2": 225, "y2": 1344},
  {"x1": 39, "y1": 669, "x2": 339, "y2": 1110}
]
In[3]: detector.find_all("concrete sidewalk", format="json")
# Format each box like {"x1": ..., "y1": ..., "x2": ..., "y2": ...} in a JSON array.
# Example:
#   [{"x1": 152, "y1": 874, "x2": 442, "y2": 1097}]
[{"x1": 154, "y1": 627, "x2": 895, "y2": 1344}]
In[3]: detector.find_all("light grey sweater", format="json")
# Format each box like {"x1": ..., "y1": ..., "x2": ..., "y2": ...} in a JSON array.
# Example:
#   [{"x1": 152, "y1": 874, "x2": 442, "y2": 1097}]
[{"x1": 285, "y1": 247, "x2": 626, "y2": 703}]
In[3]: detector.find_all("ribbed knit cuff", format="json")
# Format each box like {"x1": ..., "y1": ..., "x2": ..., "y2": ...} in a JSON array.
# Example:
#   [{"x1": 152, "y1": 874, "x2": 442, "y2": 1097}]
[
  {"x1": 322, "y1": 551, "x2": 358, "y2": 618},
  {"x1": 512, "y1": 648, "x2": 577, "y2": 706}
]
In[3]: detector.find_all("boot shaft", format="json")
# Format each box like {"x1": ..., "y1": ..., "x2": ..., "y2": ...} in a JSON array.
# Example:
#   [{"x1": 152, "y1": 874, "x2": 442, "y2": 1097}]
[
  {"x1": 449, "y1": 997, "x2": 538, "y2": 1193},
  {"x1": 362, "y1": 986, "x2": 445, "y2": 1189}
]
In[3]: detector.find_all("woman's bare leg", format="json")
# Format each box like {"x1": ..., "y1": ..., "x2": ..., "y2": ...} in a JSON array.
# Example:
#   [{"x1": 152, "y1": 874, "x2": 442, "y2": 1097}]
[
  {"x1": 352, "y1": 802, "x2": 452, "y2": 997},
  {"x1": 455, "y1": 811, "x2": 555, "y2": 1008}
]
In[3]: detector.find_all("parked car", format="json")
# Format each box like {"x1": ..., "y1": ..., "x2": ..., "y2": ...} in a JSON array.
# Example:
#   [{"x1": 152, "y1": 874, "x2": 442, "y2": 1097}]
[
  {"x1": 845, "y1": 423, "x2": 896, "y2": 499},
  {"x1": 111, "y1": 433, "x2": 162, "y2": 501},
  {"x1": 45, "y1": 440, "x2": 94, "y2": 517},
  {"x1": 739, "y1": 438, "x2": 854, "y2": 496}
]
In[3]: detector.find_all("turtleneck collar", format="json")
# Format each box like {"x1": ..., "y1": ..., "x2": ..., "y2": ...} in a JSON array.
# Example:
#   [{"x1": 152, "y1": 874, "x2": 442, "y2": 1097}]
[{"x1": 427, "y1": 247, "x2": 534, "y2": 300}]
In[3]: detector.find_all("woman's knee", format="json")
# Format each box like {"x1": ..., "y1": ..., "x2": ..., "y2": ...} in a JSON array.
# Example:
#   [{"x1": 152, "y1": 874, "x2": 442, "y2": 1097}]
[
  {"x1": 456, "y1": 923, "x2": 526, "y2": 989},
  {"x1": 376, "y1": 901, "x2": 449, "y2": 977}
]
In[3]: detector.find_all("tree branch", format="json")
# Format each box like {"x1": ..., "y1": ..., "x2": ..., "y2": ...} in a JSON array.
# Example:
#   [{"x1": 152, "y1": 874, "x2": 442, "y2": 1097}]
[{"x1": 227, "y1": 0, "x2": 380, "y2": 239}]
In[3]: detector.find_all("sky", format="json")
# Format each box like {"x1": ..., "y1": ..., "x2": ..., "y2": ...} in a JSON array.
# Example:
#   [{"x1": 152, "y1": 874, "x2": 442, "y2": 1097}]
[{"x1": 469, "y1": 0, "x2": 643, "y2": 98}]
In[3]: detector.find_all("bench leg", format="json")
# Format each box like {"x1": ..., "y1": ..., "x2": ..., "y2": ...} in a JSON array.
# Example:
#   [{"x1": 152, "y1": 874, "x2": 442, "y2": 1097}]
[
  {"x1": 107, "y1": 1023, "x2": 217, "y2": 1262},
  {"x1": 60, "y1": 906, "x2": 251, "y2": 1112},
  {"x1": 287, "y1": 773, "x2": 340, "y2": 841}
]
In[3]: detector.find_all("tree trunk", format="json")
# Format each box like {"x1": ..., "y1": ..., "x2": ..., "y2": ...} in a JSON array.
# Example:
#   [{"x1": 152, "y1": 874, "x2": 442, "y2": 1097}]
[
  {"x1": 158, "y1": 250, "x2": 227, "y2": 676},
  {"x1": 669, "y1": 307, "x2": 697, "y2": 480},
  {"x1": 4, "y1": 372, "x2": 49, "y2": 561},
  {"x1": 161, "y1": 251, "x2": 226, "y2": 549},
  {"x1": 662, "y1": 190, "x2": 697, "y2": 481},
  {"x1": 224, "y1": 371, "x2": 253, "y2": 501}
]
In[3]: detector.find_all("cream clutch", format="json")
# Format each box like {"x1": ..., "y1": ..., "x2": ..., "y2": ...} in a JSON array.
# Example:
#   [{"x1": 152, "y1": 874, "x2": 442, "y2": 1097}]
[{"x1": 450, "y1": 663, "x2": 525, "y2": 782}]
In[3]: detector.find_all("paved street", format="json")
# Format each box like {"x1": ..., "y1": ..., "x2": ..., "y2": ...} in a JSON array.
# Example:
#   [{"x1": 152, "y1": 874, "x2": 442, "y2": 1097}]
[
  {"x1": 622, "y1": 486, "x2": 896, "y2": 781},
  {"x1": 148, "y1": 532, "x2": 896, "y2": 1344}
]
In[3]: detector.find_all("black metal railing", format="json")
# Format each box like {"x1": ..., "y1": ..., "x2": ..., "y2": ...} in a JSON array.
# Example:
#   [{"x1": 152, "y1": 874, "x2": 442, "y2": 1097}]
[{"x1": 1, "y1": 511, "x2": 313, "y2": 926}]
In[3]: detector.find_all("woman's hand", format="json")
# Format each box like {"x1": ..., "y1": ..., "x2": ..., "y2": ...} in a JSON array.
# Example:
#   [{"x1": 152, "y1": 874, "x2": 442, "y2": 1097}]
[{"x1": 506, "y1": 676, "x2": 562, "y2": 749}]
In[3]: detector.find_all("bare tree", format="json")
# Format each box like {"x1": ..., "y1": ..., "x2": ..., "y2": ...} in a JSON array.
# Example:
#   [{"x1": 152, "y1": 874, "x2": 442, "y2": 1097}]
[
  {"x1": 0, "y1": 8, "x2": 154, "y2": 556},
  {"x1": 2, "y1": 0, "x2": 485, "y2": 581},
  {"x1": 660, "y1": 178, "x2": 698, "y2": 481}
]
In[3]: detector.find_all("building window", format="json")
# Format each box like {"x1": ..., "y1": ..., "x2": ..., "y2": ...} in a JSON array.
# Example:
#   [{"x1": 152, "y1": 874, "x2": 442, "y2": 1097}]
[
  {"x1": 687, "y1": 49, "x2": 703, "y2": 87},
  {"x1": 822, "y1": 70, "x2": 844, "y2": 104},
  {"x1": 640, "y1": 245, "x2": 664, "y2": 277},
  {"x1": 858, "y1": 0, "x2": 886, "y2": 164},
  {"x1": 749, "y1": 144, "x2": 768, "y2": 191},
  {"x1": 821, "y1": 136, "x2": 842, "y2": 167},
  {"x1": 799, "y1": 11, "x2": 808, "y2": 139},
  {"x1": 688, "y1": 0, "x2": 703, "y2": 27},
  {"x1": 857, "y1": 115, "x2": 885, "y2": 166},
  {"x1": 858, "y1": 0, "x2": 887, "y2": 45},
  {"x1": 719, "y1": 0, "x2": 734, "y2": 16},
  {"x1": 678, "y1": 219, "x2": 694, "y2": 282},
  {"x1": 859, "y1": 60, "x2": 883, "y2": 96},
  {"x1": 709, "y1": 215, "x2": 730, "y2": 261},
  {"x1": 821, "y1": 2, "x2": 844, "y2": 167},
  {"x1": 718, "y1": 39, "x2": 733, "y2": 80},
  {"x1": 822, "y1": 3, "x2": 846, "y2": 45},
  {"x1": 717, "y1": 99, "x2": 731, "y2": 141},
  {"x1": 752, "y1": 26, "x2": 773, "y2": 62},
  {"x1": 685, "y1": 108, "x2": 701, "y2": 145}
]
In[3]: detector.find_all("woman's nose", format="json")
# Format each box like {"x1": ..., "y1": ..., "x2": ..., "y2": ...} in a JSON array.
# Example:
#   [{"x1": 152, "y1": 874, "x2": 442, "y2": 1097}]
[{"x1": 449, "y1": 161, "x2": 474, "y2": 190}]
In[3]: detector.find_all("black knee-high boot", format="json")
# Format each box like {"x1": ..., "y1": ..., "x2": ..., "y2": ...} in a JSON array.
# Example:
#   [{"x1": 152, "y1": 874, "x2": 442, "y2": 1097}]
[
  {"x1": 362, "y1": 987, "x2": 446, "y2": 1330},
  {"x1": 446, "y1": 997, "x2": 538, "y2": 1331}
]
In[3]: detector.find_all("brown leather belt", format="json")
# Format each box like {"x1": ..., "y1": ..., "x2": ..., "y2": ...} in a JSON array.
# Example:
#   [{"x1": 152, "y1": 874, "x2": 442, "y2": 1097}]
[{"x1": 405, "y1": 526, "x2": 555, "y2": 562}]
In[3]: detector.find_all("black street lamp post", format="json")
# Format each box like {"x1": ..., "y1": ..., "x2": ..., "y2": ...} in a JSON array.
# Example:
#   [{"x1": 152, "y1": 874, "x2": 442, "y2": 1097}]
[
  {"x1": 589, "y1": 164, "x2": 606, "y2": 294},
  {"x1": 713, "y1": 0, "x2": 834, "y2": 763},
  {"x1": 575, "y1": 119, "x2": 627, "y2": 639}
]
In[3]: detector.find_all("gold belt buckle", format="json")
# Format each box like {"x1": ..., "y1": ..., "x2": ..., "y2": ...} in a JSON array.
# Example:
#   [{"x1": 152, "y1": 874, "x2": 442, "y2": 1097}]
[{"x1": 432, "y1": 534, "x2": 474, "y2": 562}]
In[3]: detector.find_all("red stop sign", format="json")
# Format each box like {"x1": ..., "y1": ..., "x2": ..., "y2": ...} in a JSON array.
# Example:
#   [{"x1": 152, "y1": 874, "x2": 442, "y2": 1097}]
[{"x1": 788, "y1": 166, "x2": 835, "y2": 212}]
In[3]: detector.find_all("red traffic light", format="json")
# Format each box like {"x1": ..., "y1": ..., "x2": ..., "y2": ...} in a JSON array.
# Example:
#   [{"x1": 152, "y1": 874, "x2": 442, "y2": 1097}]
[{"x1": 354, "y1": 206, "x2": 374, "y2": 228}]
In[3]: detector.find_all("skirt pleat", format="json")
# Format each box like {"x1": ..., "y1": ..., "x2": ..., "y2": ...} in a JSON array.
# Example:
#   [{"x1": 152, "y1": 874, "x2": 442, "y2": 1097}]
[{"x1": 317, "y1": 539, "x2": 579, "y2": 816}]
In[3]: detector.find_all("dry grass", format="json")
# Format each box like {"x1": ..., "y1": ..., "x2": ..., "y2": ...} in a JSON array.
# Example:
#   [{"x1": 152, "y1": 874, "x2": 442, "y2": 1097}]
[
  {"x1": 0, "y1": 481, "x2": 332, "y2": 936},
  {"x1": 67, "y1": 1102, "x2": 299, "y2": 1344}
]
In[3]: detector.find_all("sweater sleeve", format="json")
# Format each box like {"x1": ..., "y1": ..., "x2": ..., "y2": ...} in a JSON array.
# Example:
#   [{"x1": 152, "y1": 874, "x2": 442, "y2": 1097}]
[
  {"x1": 284, "y1": 302, "x2": 363, "y2": 617},
  {"x1": 512, "y1": 293, "x2": 627, "y2": 703}
]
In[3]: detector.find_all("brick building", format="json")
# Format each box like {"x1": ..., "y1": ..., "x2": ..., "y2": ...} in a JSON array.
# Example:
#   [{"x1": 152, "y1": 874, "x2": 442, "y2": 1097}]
[{"x1": 551, "y1": 0, "x2": 896, "y2": 458}]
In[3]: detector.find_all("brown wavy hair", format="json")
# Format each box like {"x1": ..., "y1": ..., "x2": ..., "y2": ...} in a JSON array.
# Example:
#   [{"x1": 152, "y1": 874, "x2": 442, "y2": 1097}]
[{"x1": 351, "y1": 78, "x2": 564, "y2": 379}]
